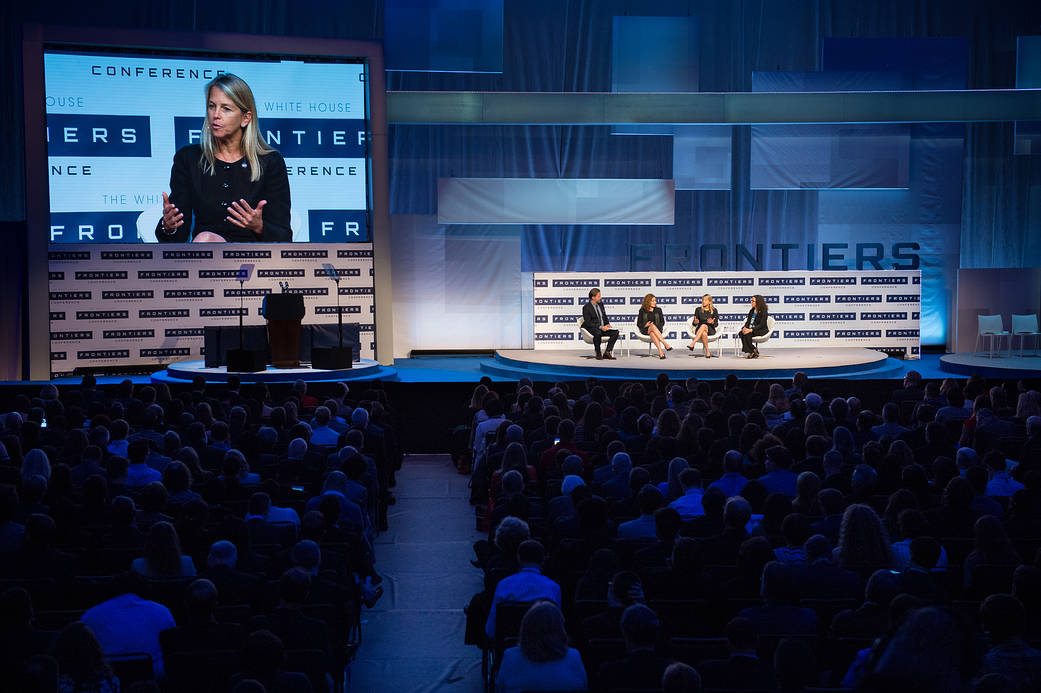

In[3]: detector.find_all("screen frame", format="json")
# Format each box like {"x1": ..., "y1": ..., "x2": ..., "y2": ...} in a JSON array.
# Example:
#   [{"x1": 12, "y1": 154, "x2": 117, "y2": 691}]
[{"x1": 22, "y1": 23, "x2": 392, "y2": 379}]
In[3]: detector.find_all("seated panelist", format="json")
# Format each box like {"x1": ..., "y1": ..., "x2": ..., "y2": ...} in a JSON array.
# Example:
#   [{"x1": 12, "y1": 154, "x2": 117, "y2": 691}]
[
  {"x1": 582, "y1": 288, "x2": 619, "y2": 360},
  {"x1": 637, "y1": 293, "x2": 671, "y2": 360}
]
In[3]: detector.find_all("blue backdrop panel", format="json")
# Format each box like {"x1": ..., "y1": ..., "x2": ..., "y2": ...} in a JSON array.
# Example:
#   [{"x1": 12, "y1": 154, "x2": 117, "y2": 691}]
[
  {"x1": 750, "y1": 71, "x2": 911, "y2": 190},
  {"x1": 1015, "y1": 36, "x2": 1041, "y2": 155},
  {"x1": 611, "y1": 15, "x2": 698, "y2": 136},
  {"x1": 673, "y1": 126, "x2": 732, "y2": 190},
  {"x1": 384, "y1": 0, "x2": 504, "y2": 73},
  {"x1": 821, "y1": 38, "x2": 968, "y2": 345}
]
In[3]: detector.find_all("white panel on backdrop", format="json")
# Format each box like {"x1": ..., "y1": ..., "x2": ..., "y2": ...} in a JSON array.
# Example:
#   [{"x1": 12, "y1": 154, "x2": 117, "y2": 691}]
[
  {"x1": 436, "y1": 178, "x2": 675, "y2": 225},
  {"x1": 48, "y1": 243, "x2": 375, "y2": 377},
  {"x1": 533, "y1": 270, "x2": 921, "y2": 357},
  {"x1": 390, "y1": 215, "x2": 522, "y2": 357}
]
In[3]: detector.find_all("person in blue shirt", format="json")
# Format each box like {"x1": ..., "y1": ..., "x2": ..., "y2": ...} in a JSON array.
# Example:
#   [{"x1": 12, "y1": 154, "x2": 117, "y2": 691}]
[
  {"x1": 757, "y1": 446, "x2": 798, "y2": 498},
  {"x1": 709, "y1": 450, "x2": 750, "y2": 498},
  {"x1": 495, "y1": 600, "x2": 586, "y2": 693},
  {"x1": 308, "y1": 406, "x2": 341, "y2": 447},
  {"x1": 81, "y1": 573, "x2": 177, "y2": 680},
  {"x1": 871, "y1": 402, "x2": 910, "y2": 440},
  {"x1": 668, "y1": 468, "x2": 705, "y2": 520},
  {"x1": 617, "y1": 486, "x2": 665, "y2": 541},
  {"x1": 126, "y1": 439, "x2": 162, "y2": 488},
  {"x1": 486, "y1": 540, "x2": 561, "y2": 641}
]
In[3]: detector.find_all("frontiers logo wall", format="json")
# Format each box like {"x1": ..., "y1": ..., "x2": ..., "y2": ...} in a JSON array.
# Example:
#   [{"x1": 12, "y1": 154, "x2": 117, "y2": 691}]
[
  {"x1": 47, "y1": 242, "x2": 375, "y2": 376},
  {"x1": 44, "y1": 50, "x2": 369, "y2": 243},
  {"x1": 532, "y1": 270, "x2": 920, "y2": 356}
]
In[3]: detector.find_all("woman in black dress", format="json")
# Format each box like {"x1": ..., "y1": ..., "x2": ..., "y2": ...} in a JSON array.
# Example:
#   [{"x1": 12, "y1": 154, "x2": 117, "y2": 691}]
[
  {"x1": 638, "y1": 293, "x2": 671, "y2": 359},
  {"x1": 740, "y1": 294, "x2": 769, "y2": 358},
  {"x1": 159, "y1": 73, "x2": 292, "y2": 243},
  {"x1": 687, "y1": 293, "x2": 719, "y2": 358}
]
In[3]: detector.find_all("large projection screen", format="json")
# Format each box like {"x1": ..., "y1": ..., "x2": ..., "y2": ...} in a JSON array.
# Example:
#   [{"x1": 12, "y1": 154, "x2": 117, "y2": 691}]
[{"x1": 22, "y1": 25, "x2": 392, "y2": 379}]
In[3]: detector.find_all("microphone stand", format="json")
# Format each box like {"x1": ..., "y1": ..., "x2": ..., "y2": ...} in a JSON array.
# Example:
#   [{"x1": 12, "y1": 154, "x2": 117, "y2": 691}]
[
  {"x1": 334, "y1": 272, "x2": 343, "y2": 349},
  {"x1": 238, "y1": 277, "x2": 245, "y2": 350}
]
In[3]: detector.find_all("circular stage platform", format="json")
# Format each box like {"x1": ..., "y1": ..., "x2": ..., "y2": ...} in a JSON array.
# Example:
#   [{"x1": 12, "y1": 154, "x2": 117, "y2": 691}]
[
  {"x1": 152, "y1": 359, "x2": 397, "y2": 384},
  {"x1": 939, "y1": 353, "x2": 1041, "y2": 379},
  {"x1": 482, "y1": 347, "x2": 901, "y2": 381}
]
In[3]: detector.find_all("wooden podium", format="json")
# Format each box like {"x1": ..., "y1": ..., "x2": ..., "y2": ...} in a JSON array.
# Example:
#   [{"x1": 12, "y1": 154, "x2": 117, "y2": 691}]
[{"x1": 261, "y1": 294, "x2": 305, "y2": 368}]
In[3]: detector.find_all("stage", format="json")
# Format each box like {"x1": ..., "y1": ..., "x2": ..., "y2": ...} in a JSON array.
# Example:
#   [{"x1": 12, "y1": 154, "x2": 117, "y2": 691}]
[
  {"x1": 481, "y1": 347, "x2": 902, "y2": 381},
  {"x1": 29, "y1": 352, "x2": 968, "y2": 386},
  {"x1": 150, "y1": 358, "x2": 397, "y2": 384},
  {"x1": 939, "y1": 352, "x2": 1041, "y2": 379}
]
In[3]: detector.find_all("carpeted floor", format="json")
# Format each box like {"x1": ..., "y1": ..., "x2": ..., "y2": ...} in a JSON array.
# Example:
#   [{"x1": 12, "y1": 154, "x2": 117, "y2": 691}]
[{"x1": 349, "y1": 454, "x2": 486, "y2": 692}]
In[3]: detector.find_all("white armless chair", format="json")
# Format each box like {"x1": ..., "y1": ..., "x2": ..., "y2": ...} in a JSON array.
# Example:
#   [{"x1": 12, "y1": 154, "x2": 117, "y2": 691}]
[
  {"x1": 974, "y1": 314, "x2": 1011, "y2": 358},
  {"x1": 735, "y1": 316, "x2": 776, "y2": 357},
  {"x1": 685, "y1": 316, "x2": 722, "y2": 357},
  {"x1": 632, "y1": 317, "x2": 655, "y2": 357},
  {"x1": 1011, "y1": 314, "x2": 1040, "y2": 357},
  {"x1": 577, "y1": 316, "x2": 596, "y2": 345},
  {"x1": 753, "y1": 316, "x2": 777, "y2": 352}
]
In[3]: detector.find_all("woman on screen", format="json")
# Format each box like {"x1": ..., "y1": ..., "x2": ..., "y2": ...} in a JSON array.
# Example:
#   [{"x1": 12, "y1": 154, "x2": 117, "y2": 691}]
[
  {"x1": 158, "y1": 73, "x2": 291, "y2": 242},
  {"x1": 638, "y1": 293, "x2": 671, "y2": 359},
  {"x1": 688, "y1": 293, "x2": 719, "y2": 358},
  {"x1": 740, "y1": 294, "x2": 769, "y2": 358}
]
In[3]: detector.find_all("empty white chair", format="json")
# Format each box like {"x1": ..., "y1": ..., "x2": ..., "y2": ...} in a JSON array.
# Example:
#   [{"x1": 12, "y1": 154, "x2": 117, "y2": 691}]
[
  {"x1": 974, "y1": 314, "x2": 1011, "y2": 358},
  {"x1": 685, "y1": 315, "x2": 722, "y2": 357},
  {"x1": 1011, "y1": 313, "x2": 1040, "y2": 357},
  {"x1": 631, "y1": 317, "x2": 656, "y2": 357}
]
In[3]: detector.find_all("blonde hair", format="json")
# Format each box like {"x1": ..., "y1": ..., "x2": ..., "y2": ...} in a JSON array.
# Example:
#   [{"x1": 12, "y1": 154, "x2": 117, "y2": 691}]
[
  {"x1": 701, "y1": 293, "x2": 714, "y2": 306},
  {"x1": 640, "y1": 294, "x2": 656, "y2": 312},
  {"x1": 199, "y1": 73, "x2": 272, "y2": 182}
]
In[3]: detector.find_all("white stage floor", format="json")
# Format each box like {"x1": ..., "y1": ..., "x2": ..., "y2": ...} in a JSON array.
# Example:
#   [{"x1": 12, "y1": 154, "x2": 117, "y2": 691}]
[
  {"x1": 484, "y1": 347, "x2": 899, "y2": 380},
  {"x1": 939, "y1": 352, "x2": 1041, "y2": 378},
  {"x1": 152, "y1": 358, "x2": 396, "y2": 384}
]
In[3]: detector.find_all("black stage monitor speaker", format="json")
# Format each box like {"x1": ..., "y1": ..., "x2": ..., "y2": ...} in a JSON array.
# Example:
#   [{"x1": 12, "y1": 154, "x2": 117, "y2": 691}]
[
  {"x1": 312, "y1": 346, "x2": 353, "y2": 370},
  {"x1": 226, "y1": 349, "x2": 267, "y2": 373}
]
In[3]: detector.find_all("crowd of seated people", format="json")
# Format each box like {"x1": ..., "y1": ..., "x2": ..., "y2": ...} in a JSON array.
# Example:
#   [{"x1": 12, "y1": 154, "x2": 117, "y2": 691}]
[
  {"x1": 0, "y1": 374, "x2": 402, "y2": 692},
  {"x1": 462, "y1": 370, "x2": 1041, "y2": 692}
]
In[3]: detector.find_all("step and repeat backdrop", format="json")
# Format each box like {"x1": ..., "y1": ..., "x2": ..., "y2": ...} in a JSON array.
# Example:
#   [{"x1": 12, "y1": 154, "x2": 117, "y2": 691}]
[
  {"x1": 48, "y1": 244, "x2": 374, "y2": 377},
  {"x1": 533, "y1": 270, "x2": 921, "y2": 357}
]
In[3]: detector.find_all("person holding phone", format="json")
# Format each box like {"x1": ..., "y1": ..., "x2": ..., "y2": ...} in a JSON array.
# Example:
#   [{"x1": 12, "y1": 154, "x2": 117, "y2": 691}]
[{"x1": 158, "y1": 73, "x2": 292, "y2": 243}]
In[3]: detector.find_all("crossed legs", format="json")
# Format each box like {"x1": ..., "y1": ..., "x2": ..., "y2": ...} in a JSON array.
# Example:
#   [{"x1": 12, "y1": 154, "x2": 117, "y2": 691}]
[
  {"x1": 690, "y1": 324, "x2": 713, "y2": 357},
  {"x1": 645, "y1": 323, "x2": 670, "y2": 357}
]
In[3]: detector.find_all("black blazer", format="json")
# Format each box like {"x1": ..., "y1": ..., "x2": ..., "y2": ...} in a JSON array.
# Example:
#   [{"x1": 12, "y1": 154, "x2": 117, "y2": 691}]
[
  {"x1": 743, "y1": 308, "x2": 770, "y2": 336},
  {"x1": 158, "y1": 144, "x2": 292, "y2": 242},
  {"x1": 582, "y1": 300, "x2": 610, "y2": 332},
  {"x1": 637, "y1": 306, "x2": 664, "y2": 334},
  {"x1": 693, "y1": 306, "x2": 719, "y2": 335}
]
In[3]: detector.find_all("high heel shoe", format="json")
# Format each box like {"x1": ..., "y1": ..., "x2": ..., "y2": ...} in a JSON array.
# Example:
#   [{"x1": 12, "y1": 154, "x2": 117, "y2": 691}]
[
  {"x1": 659, "y1": 354, "x2": 666, "y2": 360},
  {"x1": 686, "y1": 344, "x2": 695, "y2": 351}
]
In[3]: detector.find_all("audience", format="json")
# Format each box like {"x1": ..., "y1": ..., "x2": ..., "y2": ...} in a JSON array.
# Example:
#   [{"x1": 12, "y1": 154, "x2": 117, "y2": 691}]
[{"x1": 0, "y1": 367, "x2": 1038, "y2": 691}]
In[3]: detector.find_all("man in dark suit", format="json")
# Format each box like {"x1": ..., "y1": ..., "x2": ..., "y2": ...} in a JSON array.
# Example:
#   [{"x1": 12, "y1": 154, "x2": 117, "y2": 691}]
[
  {"x1": 697, "y1": 616, "x2": 776, "y2": 691},
  {"x1": 582, "y1": 288, "x2": 618, "y2": 360},
  {"x1": 595, "y1": 603, "x2": 673, "y2": 692},
  {"x1": 159, "y1": 578, "x2": 243, "y2": 655}
]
